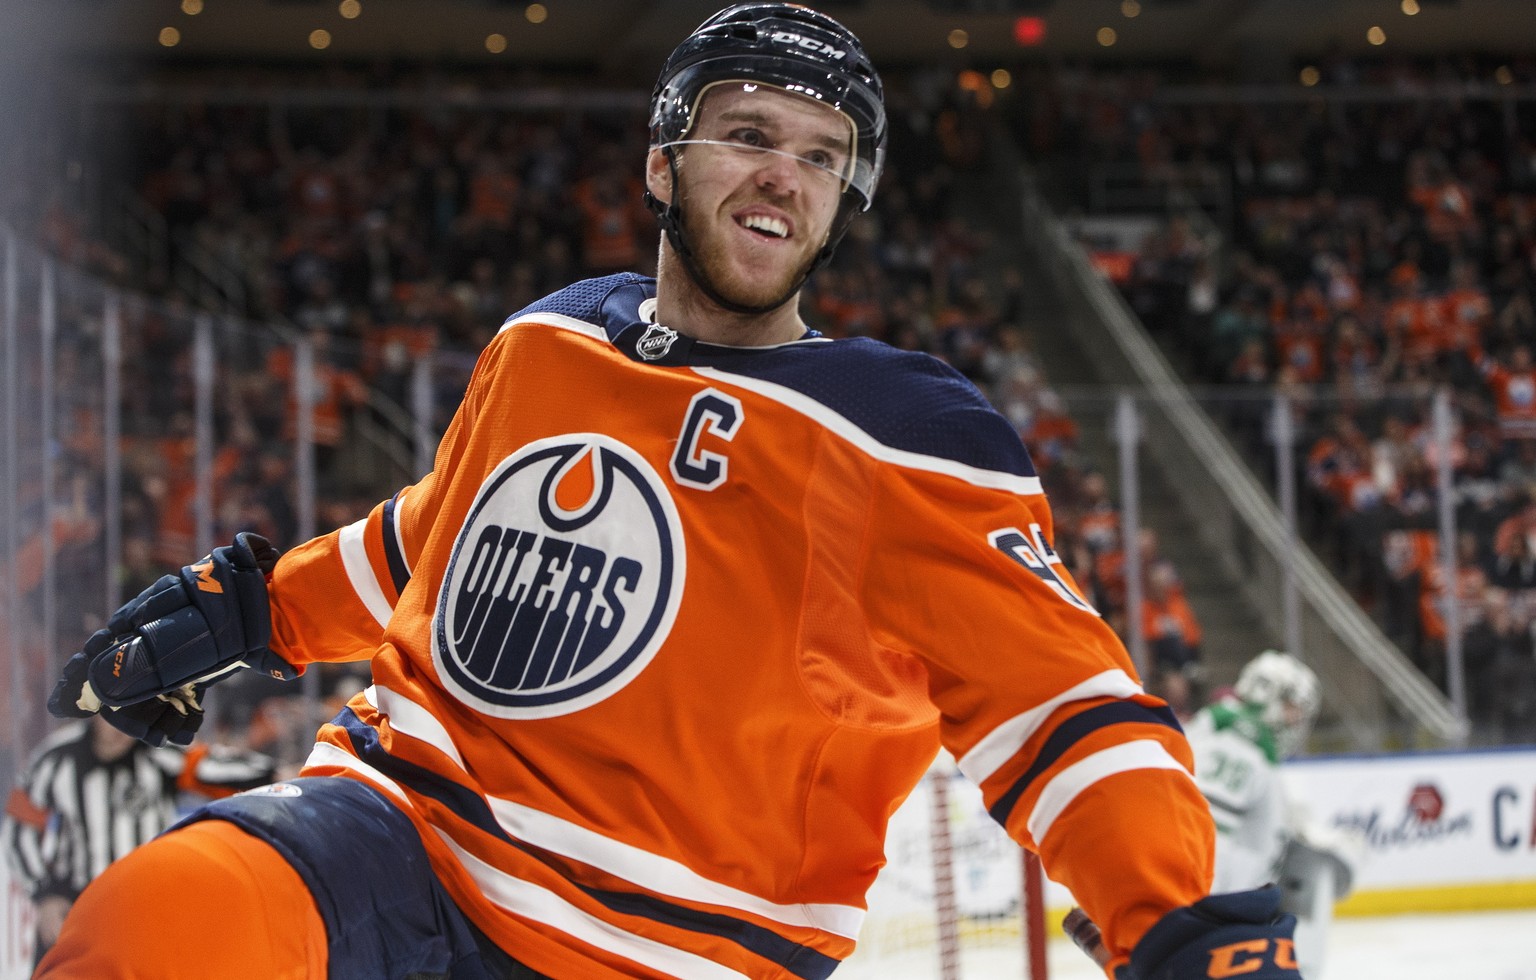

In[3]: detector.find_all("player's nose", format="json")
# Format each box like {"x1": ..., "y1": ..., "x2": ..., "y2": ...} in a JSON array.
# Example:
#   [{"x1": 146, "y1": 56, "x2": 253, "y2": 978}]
[{"x1": 751, "y1": 150, "x2": 801, "y2": 195}]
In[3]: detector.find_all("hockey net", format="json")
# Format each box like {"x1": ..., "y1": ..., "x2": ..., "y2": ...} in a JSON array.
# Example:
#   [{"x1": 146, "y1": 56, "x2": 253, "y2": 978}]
[{"x1": 839, "y1": 756, "x2": 1051, "y2": 980}]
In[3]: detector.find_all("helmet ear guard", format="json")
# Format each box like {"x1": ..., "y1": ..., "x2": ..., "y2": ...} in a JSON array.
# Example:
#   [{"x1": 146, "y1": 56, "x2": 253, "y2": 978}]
[{"x1": 644, "y1": 3, "x2": 886, "y2": 311}]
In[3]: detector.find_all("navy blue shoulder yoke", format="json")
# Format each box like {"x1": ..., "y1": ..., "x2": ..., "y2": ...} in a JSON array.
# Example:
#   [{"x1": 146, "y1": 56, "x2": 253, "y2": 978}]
[{"x1": 505, "y1": 276, "x2": 1034, "y2": 478}]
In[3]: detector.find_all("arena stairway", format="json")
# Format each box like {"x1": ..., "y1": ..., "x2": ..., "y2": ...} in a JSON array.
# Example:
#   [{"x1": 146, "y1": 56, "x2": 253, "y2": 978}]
[
  {"x1": 943, "y1": 130, "x2": 1272, "y2": 714},
  {"x1": 944, "y1": 125, "x2": 1462, "y2": 751}
]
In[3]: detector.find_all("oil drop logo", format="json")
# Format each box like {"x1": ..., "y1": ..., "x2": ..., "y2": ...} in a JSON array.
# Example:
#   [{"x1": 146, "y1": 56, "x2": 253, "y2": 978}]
[{"x1": 435, "y1": 434, "x2": 685, "y2": 718}]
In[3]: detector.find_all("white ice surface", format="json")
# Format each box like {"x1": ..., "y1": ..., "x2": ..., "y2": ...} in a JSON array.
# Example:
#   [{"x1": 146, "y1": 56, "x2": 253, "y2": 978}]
[{"x1": 840, "y1": 909, "x2": 1536, "y2": 979}]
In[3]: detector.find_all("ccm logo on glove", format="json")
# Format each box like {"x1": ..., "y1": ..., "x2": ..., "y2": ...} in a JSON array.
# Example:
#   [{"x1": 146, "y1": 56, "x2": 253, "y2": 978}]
[
  {"x1": 192, "y1": 558, "x2": 224, "y2": 594},
  {"x1": 1208, "y1": 937, "x2": 1297, "y2": 977}
]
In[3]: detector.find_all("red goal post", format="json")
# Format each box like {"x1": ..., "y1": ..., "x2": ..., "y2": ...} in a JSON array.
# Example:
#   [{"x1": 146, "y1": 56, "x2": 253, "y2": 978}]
[{"x1": 839, "y1": 756, "x2": 1051, "y2": 979}]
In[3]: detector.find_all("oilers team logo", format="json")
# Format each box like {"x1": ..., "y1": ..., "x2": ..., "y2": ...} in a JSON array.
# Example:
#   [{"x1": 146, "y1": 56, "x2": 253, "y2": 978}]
[{"x1": 434, "y1": 434, "x2": 685, "y2": 718}]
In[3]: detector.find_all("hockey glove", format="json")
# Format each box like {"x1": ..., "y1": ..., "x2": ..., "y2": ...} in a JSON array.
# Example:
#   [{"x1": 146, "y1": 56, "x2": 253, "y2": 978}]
[
  {"x1": 1123, "y1": 886, "x2": 1301, "y2": 980},
  {"x1": 48, "y1": 532, "x2": 300, "y2": 746}
]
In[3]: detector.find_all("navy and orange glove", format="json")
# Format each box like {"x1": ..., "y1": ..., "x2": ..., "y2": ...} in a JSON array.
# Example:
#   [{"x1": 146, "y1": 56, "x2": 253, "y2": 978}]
[
  {"x1": 48, "y1": 532, "x2": 300, "y2": 746},
  {"x1": 1124, "y1": 886, "x2": 1302, "y2": 980}
]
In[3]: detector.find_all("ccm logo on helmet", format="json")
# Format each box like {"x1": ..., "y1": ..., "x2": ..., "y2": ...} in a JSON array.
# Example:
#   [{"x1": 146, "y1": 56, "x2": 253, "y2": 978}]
[
  {"x1": 434, "y1": 434, "x2": 685, "y2": 719},
  {"x1": 769, "y1": 30, "x2": 847, "y2": 60}
]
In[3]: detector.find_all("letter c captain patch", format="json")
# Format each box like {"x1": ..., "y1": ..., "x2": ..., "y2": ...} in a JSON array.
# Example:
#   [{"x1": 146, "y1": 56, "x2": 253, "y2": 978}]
[{"x1": 434, "y1": 434, "x2": 686, "y2": 718}]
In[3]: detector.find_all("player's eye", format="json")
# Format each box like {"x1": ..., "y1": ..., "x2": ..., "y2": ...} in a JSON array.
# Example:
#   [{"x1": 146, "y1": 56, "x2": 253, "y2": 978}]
[
  {"x1": 804, "y1": 149, "x2": 838, "y2": 170},
  {"x1": 727, "y1": 127, "x2": 770, "y2": 150}
]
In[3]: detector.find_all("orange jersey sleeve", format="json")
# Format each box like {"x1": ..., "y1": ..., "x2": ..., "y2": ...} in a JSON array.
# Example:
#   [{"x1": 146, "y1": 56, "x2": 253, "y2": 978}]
[
  {"x1": 855, "y1": 414, "x2": 1211, "y2": 968},
  {"x1": 267, "y1": 507, "x2": 406, "y2": 666},
  {"x1": 268, "y1": 392, "x2": 473, "y2": 665}
]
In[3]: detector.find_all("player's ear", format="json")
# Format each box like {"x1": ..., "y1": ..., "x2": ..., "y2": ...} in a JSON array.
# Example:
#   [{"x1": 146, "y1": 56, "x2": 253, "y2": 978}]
[{"x1": 645, "y1": 146, "x2": 674, "y2": 207}]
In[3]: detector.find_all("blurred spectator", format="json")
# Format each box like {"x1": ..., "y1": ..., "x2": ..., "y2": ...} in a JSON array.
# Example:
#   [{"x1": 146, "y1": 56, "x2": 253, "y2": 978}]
[
  {"x1": 263, "y1": 326, "x2": 367, "y2": 476},
  {"x1": 1141, "y1": 559, "x2": 1204, "y2": 719},
  {"x1": 1497, "y1": 440, "x2": 1536, "y2": 499},
  {"x1": 1486, "y1": 517, "x2": 1536, "y2": 591},
  {"x1": 1476, "y1": 343, "x2": 1536, "y2": 440}
]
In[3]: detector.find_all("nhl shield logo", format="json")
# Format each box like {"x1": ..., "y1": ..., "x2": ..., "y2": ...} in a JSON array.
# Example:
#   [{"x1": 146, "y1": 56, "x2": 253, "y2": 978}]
[
  {"x1": 434, "y1": 434, "x2": 686, "y2": 718},
  {"x1": 239, "y1": 782, "x2": 304, "y2": 798},
  {"x1": 636, "y1": 323, "x2": 679, "y2": 361}
]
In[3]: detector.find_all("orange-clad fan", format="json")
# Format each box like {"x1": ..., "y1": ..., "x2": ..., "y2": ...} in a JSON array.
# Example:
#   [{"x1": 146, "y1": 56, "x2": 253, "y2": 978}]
[
  {"x1": 574, "y1": 170, "x2": 646, "y2": 275},
  {"x1": 1476, "y1": 343, "x2": 1536, "y2": 440},
  {"x1": 1140, "y1": 562, "x2": 1204, "y2": 719},
  {"x1": 263, "y1": 328, "x2": 369, "y2": 454},
  {"x1": 38, "y1": 6, "x2": 1300, "y2": 980}
]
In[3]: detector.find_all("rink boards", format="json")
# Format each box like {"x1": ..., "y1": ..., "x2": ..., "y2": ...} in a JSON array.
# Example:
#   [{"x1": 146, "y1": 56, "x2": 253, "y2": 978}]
[
  {"x1": 855, "y1": 743, "x2": 1536, "y2": 958},
  {"x1": 1281, "y1": 744, "x2": 1536, "y2": 916},
  {"x1": 7, "y1": 746, "x2": 1534, "y2": 977}
]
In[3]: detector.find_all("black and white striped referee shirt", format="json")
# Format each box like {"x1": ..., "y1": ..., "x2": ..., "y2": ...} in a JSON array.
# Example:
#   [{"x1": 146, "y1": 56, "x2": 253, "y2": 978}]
[{"x1": 2, "y1": 720, "x2": 275, "y2": 902}]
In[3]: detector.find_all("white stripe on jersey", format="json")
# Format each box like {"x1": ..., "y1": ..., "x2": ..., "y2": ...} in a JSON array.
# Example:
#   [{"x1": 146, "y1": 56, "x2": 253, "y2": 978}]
[
  {"x1": 1026, "y1": 740, "x2": 1194, "y2": 844},
  {"x1": 303, "y1": 741, "x2": 410, "y2": 802},
  {"x1": 366, "y1": 683, "x2": 865, "y2": 939},
  {"x1": 690, "y1": 366, "x2": 1045, "y2": 495},
  {"x1": 957, "y1": 669, "x2": 1145, "y2": 786},
  {"x1": 306, "y1": 743, "x2": 754, "y2": 979},
  {"x1": 501, "y1": 313, "x2": 1040, "y2": 494},
  {"x1": 435, "y1": 829, "x2": 754, "y2": 980},
  {"x1": 134, "y1": 753, "x2": 164, "y2": 850},
  {"x1": 81, "y1": 768, "x2": 111, "y2": 886},
  {"x1": 339, "y1": 518, "x2": 394, "y2": 629},
  {"x1": 486, "y1": 795, "x2": 866, "y2": 940},
  {"x1": 364, "y1": 684, "x2": 466, "y2": 769},
  {"x1": 502, "y1": 312, "x2": 608, "y2": 340}
]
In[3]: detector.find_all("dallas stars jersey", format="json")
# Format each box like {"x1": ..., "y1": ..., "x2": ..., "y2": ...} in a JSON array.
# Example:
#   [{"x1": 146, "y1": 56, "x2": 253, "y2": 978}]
[
  {"x1": 271, "y1": 274, "x2": 1213, "y2": 979},
  {"x1": 1185, "y1": 701, "x2": 1291, "y2": 894}
]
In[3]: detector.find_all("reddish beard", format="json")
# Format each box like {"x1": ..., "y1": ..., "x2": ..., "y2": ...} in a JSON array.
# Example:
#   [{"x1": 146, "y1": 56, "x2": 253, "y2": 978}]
[{"x1": 675, "y1": 185, "x2": 824, "y2": 312}]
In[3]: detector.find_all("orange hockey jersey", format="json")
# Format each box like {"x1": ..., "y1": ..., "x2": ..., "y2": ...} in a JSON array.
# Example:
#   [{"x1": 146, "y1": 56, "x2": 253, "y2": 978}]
[{"x1": 271, "y1": 274, "x2": 1213, "y2": 978}]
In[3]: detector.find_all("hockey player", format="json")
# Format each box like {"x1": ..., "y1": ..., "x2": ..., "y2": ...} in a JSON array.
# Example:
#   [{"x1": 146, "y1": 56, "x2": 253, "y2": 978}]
[
  {"x1": 1186, "y1": 650, "x2": 1358, "y2": 977},
  {"x1": 39, "y1": 5, "x2": 1302, "y2": 978},
  {"x1": 1188, "y1": 651, "x2": 1322, "y2": 894}
]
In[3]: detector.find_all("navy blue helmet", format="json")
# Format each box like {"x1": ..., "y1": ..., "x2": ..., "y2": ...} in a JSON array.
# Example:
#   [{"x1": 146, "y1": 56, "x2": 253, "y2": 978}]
[{"x1": 645, "y1": 4, "x2": 887, "y2": 310}]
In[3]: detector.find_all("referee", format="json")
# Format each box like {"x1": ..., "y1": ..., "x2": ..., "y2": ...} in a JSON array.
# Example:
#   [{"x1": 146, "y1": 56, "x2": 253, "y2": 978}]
[{"x1": 3, "y1": 715, "x2": 276, "y2": 966}]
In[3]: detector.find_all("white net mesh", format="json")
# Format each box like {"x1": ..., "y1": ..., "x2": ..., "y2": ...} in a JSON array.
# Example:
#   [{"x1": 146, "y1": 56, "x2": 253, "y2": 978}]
[{"x1": 839, "y1": 757, "x2": 1049, "y2": 979}]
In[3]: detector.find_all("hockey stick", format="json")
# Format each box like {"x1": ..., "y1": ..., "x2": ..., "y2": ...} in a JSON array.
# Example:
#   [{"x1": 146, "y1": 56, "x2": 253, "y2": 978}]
[{"x1": 1063, "y1": 906, "x2": 1112, "y2": 970}]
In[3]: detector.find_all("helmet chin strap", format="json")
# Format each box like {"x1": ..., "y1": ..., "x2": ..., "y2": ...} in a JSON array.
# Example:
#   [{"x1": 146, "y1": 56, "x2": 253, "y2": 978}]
[{"x1": 645, "y1": 146, "x2": 851, "y2": 318}]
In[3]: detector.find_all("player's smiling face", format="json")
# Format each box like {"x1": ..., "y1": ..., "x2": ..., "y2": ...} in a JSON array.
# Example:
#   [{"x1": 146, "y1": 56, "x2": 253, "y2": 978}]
[{"x1": 651, "y1": 82, "x2": 853, "y2": 312}]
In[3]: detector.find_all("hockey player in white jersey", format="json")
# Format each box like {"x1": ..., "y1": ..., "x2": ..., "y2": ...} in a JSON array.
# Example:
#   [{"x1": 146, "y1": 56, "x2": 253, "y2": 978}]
[
  {"x1": 1188, "y1": 651, "x2": 1318, "y2": 892},
  {"x1": 1187, "y1": 650, "x2": 1360, "y2": 977}
]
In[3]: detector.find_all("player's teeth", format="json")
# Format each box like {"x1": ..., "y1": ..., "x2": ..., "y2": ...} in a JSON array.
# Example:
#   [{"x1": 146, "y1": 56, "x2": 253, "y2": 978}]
[{"x1": 742, "y1": 215, "x2": 788, "y2": 238}]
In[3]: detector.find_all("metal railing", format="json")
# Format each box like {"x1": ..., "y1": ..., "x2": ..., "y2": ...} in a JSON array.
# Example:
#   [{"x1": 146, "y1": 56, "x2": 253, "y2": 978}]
[
  {"x1": 0, "y1": 227, "x2": 475, "y2": 789},
  {"x1": 1017, "y1": 180, "x2": 1467, "y2": 748}
]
